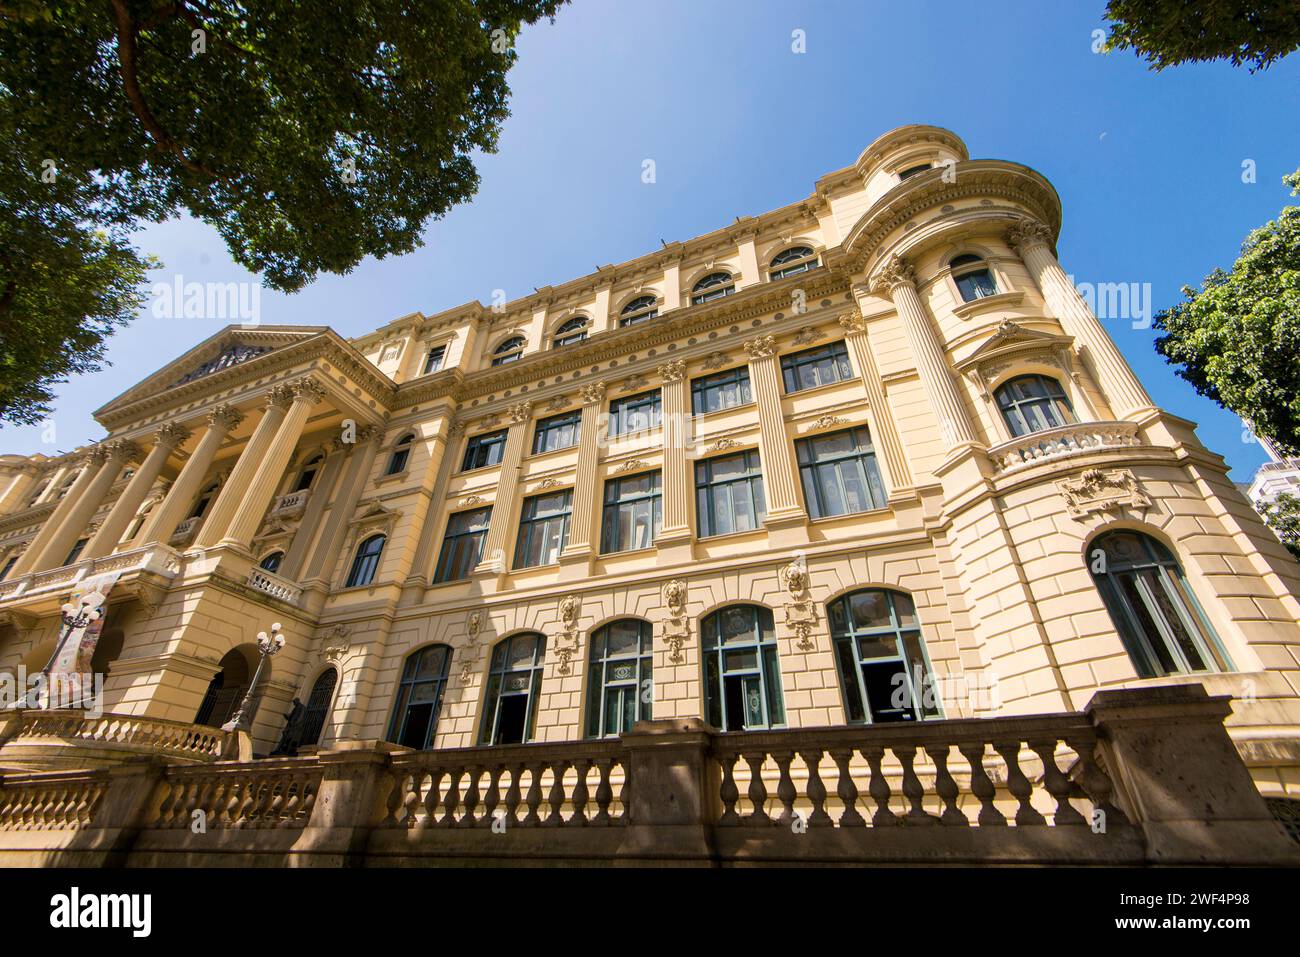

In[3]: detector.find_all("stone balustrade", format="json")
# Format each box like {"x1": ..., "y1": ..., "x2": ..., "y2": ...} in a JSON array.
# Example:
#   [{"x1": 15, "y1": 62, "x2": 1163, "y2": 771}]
[
  {"x1": 246, "y1": 566, "x2": 303, "y2": 605},
  {"x1": 0, "y1": 543, "x2": 181, "y2": 603},
  {"x1": 269, "y1": 489, "x2": 310, "y2": 518},
  {"x1": 0, "y1": 771, "x2": 106, "y2": 831},
  {"x1": 0, "y1": 710, "x2": 226, "y2": 772},
  {"x1": 151, "y1": 759, "x2": 322, "y2": 830},
  {"x1": 169, "y1": 516, "x2": 201, "y2": 544},
  {"x1": 988, "y1": 420, "x2": 1142, "y2": 475}
]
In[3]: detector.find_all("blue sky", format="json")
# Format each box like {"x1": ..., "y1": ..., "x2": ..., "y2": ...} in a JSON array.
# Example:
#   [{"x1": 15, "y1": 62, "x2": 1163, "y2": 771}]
[{"x1": 7, "y1": 0, "x2": 1299, "y2": 480}]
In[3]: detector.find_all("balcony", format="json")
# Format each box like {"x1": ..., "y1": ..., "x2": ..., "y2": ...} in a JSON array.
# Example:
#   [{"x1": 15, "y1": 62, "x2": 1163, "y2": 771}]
[
  {"x1": 169, "y1": 516, "x2": 202, "y2": 545},
  {"x1": 0, "y1": 710, "x2": 226, "y2": 772},
  {"x1": 988, "y1": 420, "x2": 1142, "y2": 475},
  {"x1": 268, "y1": 489, "x2": 310, "y2": 519},
  {"x1": 0, "y1": 543, "x2": 182, "y2": 606},
  {"x1": 246, "y1": 566, "x2": 302, "y2": 606}
]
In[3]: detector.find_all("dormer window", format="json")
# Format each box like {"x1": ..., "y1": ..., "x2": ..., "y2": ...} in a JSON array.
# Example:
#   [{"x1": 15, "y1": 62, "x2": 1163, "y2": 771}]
[
  {"x1": 619, "y1": 295, "x2": 659, "y2": 327},
  {"x1": 691, "y1": 272, "x2": 735, "y2": 305},
  {"x1": 950, "y1": 253, "x2": 998, "y2": 303},
  {"x1": 491, "y1": 336, "x2": 525, "y2": 366},
  {"x1": 553, "y1": 317, "x2": 589, "y2": 348},
  {"x1": 769, "y1": 246, "x2": 820, "y2": 281},
  {"x1": 898, "y1": 163, "x2": 931, "y2": 180},
  {"x1": 422, "y1": 345, "x2": 446, "y2": 375}
]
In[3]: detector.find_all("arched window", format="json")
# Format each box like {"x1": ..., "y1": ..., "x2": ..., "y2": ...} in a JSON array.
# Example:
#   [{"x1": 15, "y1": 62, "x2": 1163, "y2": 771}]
[
  {"x1": 294, "y1": 454, "x2": 323, "y2": 492},
  {"x1": 259, "y1": 551, "x2": 284, "y2": 573},
  {"x1": 701, "y1": 605, "x2": 784, "y2": 731},
  {"x1": 898, "y1": 163, "x2": 931, "y2": 180},
  {"x1": 949, "y1": 253, "x2": 998, "y2": 302},
  {"x1": 300, "y1": 668, "x2": 339, "y2": 749},
  {"x1": 480, "y1": 633, "x2": 547, "y2": 745},
  {"x1": 1089, "y1": 531, "x2": 1231, "y2": 678},
  {"x1": 691, "y1": 272, "x2": 735, "y2": 305},
  {"x1": 828, "y1": 590, "x2": 939, "y2": 724},
  {"x1": 587, "y1": 620, "x2": 652, "y2": 738},
  {"x1": 619, "y1": 295, "x2": 658, "y2": 327},
  {"x1": 195, "y1": 648, "x2": 252, "y2": 727},
  {"x1": 126, "y1": 500, "x2": 156, "y2": 541},
  {"x1": 994, "y1": 374, "x2": 1076, "y2": 437},
  {"x1": 491, "y1": 336, "x2": 526, "y2": 366},
  {"x1": 769, "y1": 245, "x2": 820, "y2": 281},
  {"x1": 346, "y1": 534, "x2": 385, "y2": 588},
  {"x1": 388, "y1": 646, "x2": 452, "y2": 750},
  {"x1": 190, "y1": 481, "x2": 220, "y2": 519},
  {"x1": 553, "y1": 317, "x2": 589, "y2": 348},
  {"x1": 386, "y1": 433, "x2": 414, "y2": 476}
]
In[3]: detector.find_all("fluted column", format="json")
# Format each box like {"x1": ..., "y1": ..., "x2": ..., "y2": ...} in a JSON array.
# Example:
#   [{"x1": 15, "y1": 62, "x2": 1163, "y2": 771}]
[
  {"x1": 561, "y1": 382, "x2": 606, "y2": 560},
  {"x1": 401, "y1": 421, "x2": 460, "y2": 593},
  {"x1": 477, "y1": 401, "x2": 532, "y2": 574},
  {"x1": 744, "y1": 336, "x2": 805, "y2": 526},
  {"x1": 9, "y1": 452, "x2": 107, "y2": 576},
  {"x1": 870, "y1": 255, "x2": 979, "y2": 450},
  {"x1": 83, "y1": 423, "x2": 190, "y2": 558},
  {"x1": 138, "y1": 405, "x2": 244, "y2": 546},
  {"x1": 839, "y1": 307, "x2": 914, "y2": 493},
  {"x1": 0, "y1": 465, "x2": 39, "y2": 516},
  {"x1": 195, "y1": 386, "x2": 295, "y2": 548},
  {"x1": 658, "y1": 359, "x2": 692, "y2": 541},
  {"x1": 27, "y1": 441, "x2": 137, "y2": 571},
  {"x1": 218, "y1": 378, "x2": 327, "y2": 551},
  {"x1": 303, "y1": 425, "x2": 384, "y2": 585},
  {"x1": 278, "y1": 442, "x2": 347, "y2": 581},
  {"x1": 1007, "y1": 219, "x2": 1153, "y2": 418}
]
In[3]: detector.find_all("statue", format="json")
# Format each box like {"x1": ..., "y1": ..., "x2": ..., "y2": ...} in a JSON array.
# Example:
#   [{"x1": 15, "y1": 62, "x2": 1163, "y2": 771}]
[{"x1": 271, "y1": 698, "x2": 307, "y2": 756}]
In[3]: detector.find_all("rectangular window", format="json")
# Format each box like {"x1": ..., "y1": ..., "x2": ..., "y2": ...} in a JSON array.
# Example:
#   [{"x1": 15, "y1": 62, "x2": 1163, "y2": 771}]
[
  {"x1": 0, "y1": 556, "x2": 16, "y2": 581},
  {"x1": 514, "y1": 491, "x2": 571, "y2": 568},
  {"x1": 608, "y1": 390, "x2": 661, "y2": 436},
  {"x1": 600, "y1": 471, "x2": 662, "y2": 553},
  {"x1": 461, "y1": 429, "x2": 507, "y2": 471},
  {"x1": 695, "y1": 450, "x2": 767, "y2": 537},
  {"x1": 690, "y1": 367, "x2": 753, "y2": 415},
  {"x1": 64, "y1": 538, "x2": 88, "y2": 566},
  {"x1": 780, "y1": 341, "x2": 854, "y2": 394},
  {"x1": 531, "y1": 410, "x2": 581, "y2": 455},
  {"x1": 422, "y1": 345, "x2": 446, "y2": 375},
  {"x1": 796, "y1": 427, "x2": 887, "y2": 518},
  {"x1": 433, "y1": 507, "x2": 492, "y2": 583}
]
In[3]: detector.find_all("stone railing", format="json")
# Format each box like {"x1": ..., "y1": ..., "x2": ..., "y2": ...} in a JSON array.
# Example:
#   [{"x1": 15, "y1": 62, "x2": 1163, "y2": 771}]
[
  {"x1": 0, "y1": 686, "x2": 1294, "y2": 866},
  {"x1": 269, "y1": 490, "x2": 310, "y2": 518},
  {"x1": 169, "y1": 516, "x2": 201, "y2": 544},
  {"x1": 0, "y1": 543, "x2": 182, "y2": 602},
  {"x1": 246, "y1": 566, "x2": 303, "y2": 605},
  {"x1": 3, "y1": 711, "x2": 224, "y2": 763},
  {"x1": 989, "y1": 420, "x2": 1142, "y2": 475}
]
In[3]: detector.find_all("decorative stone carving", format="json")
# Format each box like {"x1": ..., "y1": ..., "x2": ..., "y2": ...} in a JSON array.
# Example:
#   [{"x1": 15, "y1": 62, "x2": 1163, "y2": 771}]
[
  {"x1": 657, "y1": 358, "x2": 686, "y2": 382},
  {"x1": 869, "y1": 255, "x2": 916, "y2": 297},
  {"x1": 702, "y1": 351, "x2": 730, "y2": 370},
  {"x1": 663, "y1": 579, "x2": 686, "y2": 616},
  {"x1": 508, "y1": 400, "x2": 533, "y2": 424},
  {"x1": 323, "y1": 624, "x2": 352, "y2": 664},
  {"x1": 448, "y1": 418, "x2": 467, "y2": 437},
  {"x1": 459, "y1": 611, "x2": 482, "y2": 685},
  {"x1": 461, "y1": 494, "x2": 485, "y2": 507},
  {"x1": 743, "y1": 335, "x2": 777, "y2": 360},
  {"x1": 266, "y1": 383, "x2": 296, "y2": 410},
  {"x1": 105, "y1": 440, "x2": 139, "y2": 464},
  {"x1": 621, "y1": 374, "x2": 648, "y2": 393},
  {"x1": 780, "y1": 557, "x2": 809, "y2": 600},
  {"x1": 536, "y1": 477, "x2": 561, "y2": 490},
  {"x1": 614, "y1": 459, "x2": 646, "y2": 474},
  {"x1": 291, "y1": 377, "x2": 328, "y2": 404},
  {"x1": 478, "y1": 413, "x2": 501, "y2": 429},
  {"x1": 662, "y1": 579, "x2": 690, "y2": 664},
  {"x1": 780, "y1": 555, "x2": 817, "y2": 651},
  {"x1": 154, "y1": 422, "x2": 192, "y2": 449},
  {"x1": 546, "y1": 395, "x2": 570, "y2": 411},
  {"x1": 792, "y1": 326, "x2": 822, "y2": 346},
  {"x1": 1005, "y1": 218, "x2": 1054, "y2": 253},
  {"x1": 579, "y1": 381, "x2": 607, "y2": 404},
  {"x1": 1057, "y1": 468, "x2": 1152, "y2": 519},
  {"x1": 709, "y1": 438, "x2": 739, "y2": 453},
  {"x1": 807, "y1": 414, "x2": 845, "y2": 432},
  {"x1": 554, "y1": 594, "x2": 582, "y2": 675},
  {"x1": 207, "y1": 404, "x2": 245, "y2": 432}
]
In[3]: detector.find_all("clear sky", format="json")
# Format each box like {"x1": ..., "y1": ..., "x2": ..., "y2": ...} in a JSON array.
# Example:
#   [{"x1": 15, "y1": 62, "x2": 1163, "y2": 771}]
[{"x1": 7, "y1": 0, "x2": 1299, "y2": 481}]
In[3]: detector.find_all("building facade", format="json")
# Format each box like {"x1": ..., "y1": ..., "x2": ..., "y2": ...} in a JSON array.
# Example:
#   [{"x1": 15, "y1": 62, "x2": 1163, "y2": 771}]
[{"x1": 2, "y1": 125, "x2": 1299, "y2": 802}]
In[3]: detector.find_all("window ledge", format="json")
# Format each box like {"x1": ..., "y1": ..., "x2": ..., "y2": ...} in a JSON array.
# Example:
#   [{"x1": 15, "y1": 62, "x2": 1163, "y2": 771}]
[
  {"x1": 375, "y1": 469, "x2": 410, "y2": 486},
  {"x1": 783, "y1": 376, "x2": 862, "y2": 400},
  {"x1": 808, "y1": 504, "x2": 892, "y2": 525},
  {"x1": 951, "y1": 291, "x2": 1024, "y2": 320},
  {"x1": 692, "y1": 401, "x2": 757, "y2": 419}
]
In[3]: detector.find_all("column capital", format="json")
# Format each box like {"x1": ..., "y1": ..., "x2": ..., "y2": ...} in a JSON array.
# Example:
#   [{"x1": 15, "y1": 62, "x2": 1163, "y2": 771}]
[
  {"x1": 206, "y1": 403, "x2": 245, "y2": 433},
  {"x1": 153, "y1": 422, "x2": 192, "y2": 450},
  {"x1": 657, "y1": 358, "x2": 686, "y2": 383},
  {"x1": 448, "y1": 417, "x2": 468, "y2": 437},
  {"x1": 266, "y1": 383, "x2": 297, "y2": 410},
  {"x1": 579, "y1": 381, "x2": 607, "y2": 405},
  {"x1": 837, "y1": 308, "x2": 867, "y2": 335},
  {"x1": 1004, "y1": 218, "x2": 1054, "y2": 255},
  {"x1": 105, "y1": 439, "x2": 139, "y2": 464},
  {"x1": 508, "y1": 400, "x2": 534, "y2": 424},
  {"x1": 86, "y1": 444, "x2": 112, "y2": 466},
  {"x1": 868, "y1": 254, "x2": 917, "y2": 298},
  {"x1": 742, "y1": 335, "x2": 777, "y2": 360},
  {"x1": 290, "y1": 376, "x2": 328, "y2": 405}
]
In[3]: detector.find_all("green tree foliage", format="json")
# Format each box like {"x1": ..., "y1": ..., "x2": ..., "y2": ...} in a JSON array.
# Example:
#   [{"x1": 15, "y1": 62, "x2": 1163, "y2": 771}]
[
  {"x1": 1103, "y1": 0, "x2": 1300, "y2": 71},
  {"x1": 1261, "y1": 493, "x2": 1300, "y2": 561},
  {"x1": 1153, "y1": 172, "x2": 1300, "y2": 458}
]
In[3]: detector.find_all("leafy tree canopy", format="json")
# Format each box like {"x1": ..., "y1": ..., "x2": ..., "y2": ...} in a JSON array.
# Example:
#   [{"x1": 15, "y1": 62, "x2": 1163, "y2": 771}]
[
  {"x1": 1103, "y1": 0, "x2": 1300, "y2": 71},
  {"x1": 1153, "y1": 172, "x2": 1300, "y2": 458},
  {"x1": 1261, "y1": 493, "x2": 1300, "y2": 562}
]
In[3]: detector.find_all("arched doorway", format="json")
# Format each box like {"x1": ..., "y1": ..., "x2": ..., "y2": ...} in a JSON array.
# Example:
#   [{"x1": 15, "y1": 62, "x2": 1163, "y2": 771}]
[
  {"x1": 300, "y1": 669, "x2": 338, "y2": 749},
  {"x1": 194, "y1": 647, "x2": 255, "y2": 727}
]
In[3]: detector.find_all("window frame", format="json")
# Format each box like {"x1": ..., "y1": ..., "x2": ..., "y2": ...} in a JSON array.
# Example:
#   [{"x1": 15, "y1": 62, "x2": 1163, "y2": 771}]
[
  {"x1": 258, "y1": 551, "x2": 284, "y2": 573},
  {"x1": 531, "y1": 409, "x2": 581, "y2": 455},
  {"x1": 386, "y1": 434, "x2": 415, "y2": 476},
  {"x1": 780, "y1": 340, "x2": 854, "y2": 394},
  {"x1": 619, "y1": 295, "x2": 659, "y2": 327},
  {"x1": 586, "y1": 620, "x2": 654, "y2": 738},
  {"x1": 422, "y1": 344, "x2": 447, "y2": 375},
  {"x1": 432, "y1": 506, "x2": 492, "y2": 583},
  {"x1": 695, "y1": 449, "x2": 767, "y2": 538},
  {"x1": 552, "y1": 316, "x2": 590, "y2": 348},
  {"x1": 600, "y1": 471, "x2": 663, "y2": 554},
  {"x1": 796, "y1": 426, "x2": 888, "y2": 519},
  {"x1": 514, "y1": 490, "x2": 572, "y2": 569},
  {"x1": 949, "y1": 253, "x2": 999, "y2": 303},
  {"x1": 828, "y1": 589, "x2": 941, "y2": 724},
  {"x1": 701, "y1": 605, "x2": 785, "y2": 732},
  {"x1": 690, "y1": 366, "x2": 753, "y2": 415},
  {"x1": 994, "y1": 374, "x2": 1077, "y2": 438},
  {"x1": 491, "y1": 336, "x2": 526, "y2": 366},
  {"x1": 479, "y1": 633, "x2": 547, "y2": 745},
  {"x1": 690, "y1": 271, "x2": 736, "y2": 305},
  {"x1": 768, "y1": 245, "x2": 821, "y2": 281},
  {"x1": 345, "y1": 534, "x2": 385, "y2": 588},
  {"x1": 608, "y1": 389, "x2": 662, "y2": 437},
  {"x1": 461, "y1": 429, "x2": 508, "y2": 472},
  {"x1": 387, "y1": 645, "x2": 452, "y2": 750}
]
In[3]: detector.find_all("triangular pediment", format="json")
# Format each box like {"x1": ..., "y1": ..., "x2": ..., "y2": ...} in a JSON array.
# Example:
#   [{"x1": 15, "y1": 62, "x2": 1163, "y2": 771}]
[{"x1": 961, "y1": 320, "x2": 1071, "y2": 364}]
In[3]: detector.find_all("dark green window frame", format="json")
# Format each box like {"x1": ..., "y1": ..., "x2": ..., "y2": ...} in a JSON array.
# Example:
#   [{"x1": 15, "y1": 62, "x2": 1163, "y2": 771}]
[
  {"x1": 701, "y1": 605, "x2": 785, "y2": 731},
  {"x1": 780, "y1": 341, "x2": 853, "y2": 393},
  {"x1": 461, "y1": 429, "x2": 507, "y2": 471},
  {"x1": 586, "y1": 620, "x2": 653, "y2": 738},
  {"x1": 433, "y1": 507, "x2": 491, "y2": 583},
  {"x1": 532, "y1": 410, "x2": 581, "y2": 455},
  {"x1": 479, "y1": 633, "x2": 547, "y2": 745},
  {"x1": 608, "y1": 390, "x2": 661, "y2": 436},
  {"x1": 690, "y1": 367, "x2": 752, "y2": 414},
  {"x1": 829, "y1": 590, "x2": 940, "y2": 724},
  {"x1": 695, "y1": 450, "x2": 766, "y2": 537},
  {"x1": 796, "y1": 426, "x2": 887, "y2": 518},
  {"x1": 514, "y1": 491, "x2": 571, "y2": 569},
  {"x1": 387, "y1": 644, "x2": 452, "y2": 750},
  {"x1": 600, "y1": 471, "x2": 662, "y2": 554}
]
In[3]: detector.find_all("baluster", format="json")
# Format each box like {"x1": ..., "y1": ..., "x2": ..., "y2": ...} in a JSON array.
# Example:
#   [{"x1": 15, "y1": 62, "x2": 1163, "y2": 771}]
[
  {"x1": 298, "y1": 779, "x2": 318, "y2": 822},
  {"x1": 591, "y1": 758, "x2": 613, "y2": 827},
  {"x1": 281, "y1": 775, "x2": 303, "y2": 822},
  {"x1": 571, "y1": 758, "x2": 591, "y2": 826},
  {"x1": 458, "y1": 765, "x2": 481, "y2": 828},
  {"x1": 957, "y1": 741, "x2": 1006, "y2": 826},
  {"x1": 924, "y1": 744, "x2": 968, "y2": 826},
  {"x1": 438, "y1": 768, "x2": 462, "y2": 827},
  {"x1": 154, "y1": 779, "x2": 178, "y2": 827},
  {"x1": 204, "y1": 779, "x2": 227, "y2": 829},
  {"x1": 503, "y1": 765, "x2": 523, "y2": 829},
  {"x1": 772, "y1": 751, "x2": 797, "y2": 827},
  {"x1": 717, "y1": 752, "x2": 741, "y2": 826},
  {"x1": 862, "y1": 746, "x2": 898, "y2": 826},
  {"x1": 830, "y1": 749, "x2": 865, "y2": 827},
  {"x1": 420, "y1": 769, "x2": 445, "y2": 829},
  {"x1": 521, "y1": 764, "x2": 543, "y2": 827},
  {"x1": 799, "y1": 749, "x2": 832, "y2": 827},
  {"x1": 742, "y1": 751, "x2": 771, "y2": 826},
  {"x1": 482, "y1": 764, "x2": 503, "y2": 829},
  {"x1": 1067, "y1": 735, "x2": 1129, "y2": 826},
  {"x1": 895, "y1": 745, "x2": 936, "y2": 825},
  {"x1": 615, "y1": 758, "x2": 629, "y2": 824},
  {"x1": 265, "y1": 778, "x2": 290, "y2": 827},
  {"x1": 544, "y1": 761, "x2": 569, "y2": 826},
  {"x1": 381, "y1": 770, "x2": 406, "y2": 828},
  {"x1": 1030, "y1": 738, "x2": 1085, "y2": 826},
  {"x1": 994, "y1": 740, "x2": 1045, "y2": 825},
  {"x1": 402, "y1": 770, "x2": 423, "y2": 827},
  {"x1": 236, "y1": 778, "x2": 261, "y2": 827}
]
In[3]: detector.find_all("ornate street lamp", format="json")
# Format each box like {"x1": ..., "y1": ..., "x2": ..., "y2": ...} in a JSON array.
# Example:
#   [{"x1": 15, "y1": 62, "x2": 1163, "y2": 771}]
[{"x1": 221, "y1": 622, "x2": 285, "y2": 734}]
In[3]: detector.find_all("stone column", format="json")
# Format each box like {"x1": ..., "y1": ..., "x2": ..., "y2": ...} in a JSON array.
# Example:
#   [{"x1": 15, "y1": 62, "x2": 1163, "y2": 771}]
[
  {"x1": 9, "y1": 455, "x2": 105, "y2": 576},
  {"x1": 870, "y1": 255, "x2": 979, "y2": 450},
  {"x1": 657, "y1": 359, "x2": 692, "y2": 543},
  {"x1": 137, "y1": 405, "x2": 244, "y2": 546},
  {"x1": 195, "y1": 386, "x2": 296, "y2": 549},
  {"x1": 218, "y1": 378, "x2": 327, "y2": 552},
  {"x1": 839, "y1": 307, "x2": 914, "y2": 493},
  {"x1": 743, "y1": 336, "x2": 805, "y2": 528},
  {"x1": 27, "y1": 441, "x2": 137, "y2": 571},
  {"x1": 476, "y1": 401, "x2": 532, "y2": 575},
  {"x1": 0, "y1": 465, "x2": 39, "y2": 516},
  {"x1": 400, "y1": 420, "x2": 459, "y2": 598},
  {"x1": 561, "y1": 382, "x2": 607, "y2": 564},
  {"x1": 1007, "y1": 219, "x2": 1153, "y2": 419},
  {"x1": 278, "y1": 442, "x2": 348, "y2": 581},
  {"x1": 83, "y1": 423, "x2": 191, "y2": 559}
]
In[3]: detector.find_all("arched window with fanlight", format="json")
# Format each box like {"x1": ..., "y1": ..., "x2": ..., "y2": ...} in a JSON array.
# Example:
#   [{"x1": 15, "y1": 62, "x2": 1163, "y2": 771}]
[
  {"x1": 386, "y1": 433, "x2": 414, "y2": 476},
  {"x1": 293, "y1": 453, "x2": 324, "y2": 492},
  {"x1": 691, "y1": 272, "x2": 735, "y2": 305},
  {"x1": 586, "y1": 619, "x2": 653, "y2": 738},
  {"x1": 701, "y1": 605, "x2": 784, "y2": 731},
  {"x1": 479, "y1": 633, "x2": 547, "y2": 745},
  {"x1": 619, "y1": 295, "x2": 659, "y2": 327},
  {"x1": 949, "y1": 253, "x2": 998, "y2": 302},
  {"x1": 769, "y1": 245, "x2": 820, "y2": 281},
  {"x1": 491, "y1": 336, "x2": 526, "y2": 366},
  {"x1": 553, "y1": 316, "x2": 589, "y2": 348},
  {"x1": 994, "y1": 374, "x2": 1077, "y2": 437},
  {"x1": 345, "y1": 534, "x2": 385, "y2": 587},
  {"x1": 828, "y1": 590, "x2": 940, "y2": 724},
  {"x1": 300, "y1": 668, "x2": 339, "y2": 749},
  {"x1": 387, "y1": 645, "x2": 452, "y2": 750},
  {"x1": 1088, "y1": 530, "x2": 1231, "y2": 679}
]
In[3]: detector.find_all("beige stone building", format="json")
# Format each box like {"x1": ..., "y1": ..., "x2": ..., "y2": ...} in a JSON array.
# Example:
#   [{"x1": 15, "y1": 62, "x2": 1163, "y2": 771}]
[{"x1": 1, "y1": 124, "x2": 1298, "y2": 814}]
